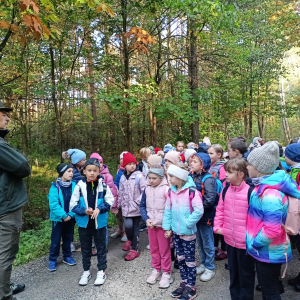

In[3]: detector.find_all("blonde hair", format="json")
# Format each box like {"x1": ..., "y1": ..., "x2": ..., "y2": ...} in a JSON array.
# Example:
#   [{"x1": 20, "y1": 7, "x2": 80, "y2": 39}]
[
  {"x1": 209, "y1": 144, "x2": 224, "y2": 158},
  {"x1": 139, "y1": 147, "x2": 151, "y2": 160}
]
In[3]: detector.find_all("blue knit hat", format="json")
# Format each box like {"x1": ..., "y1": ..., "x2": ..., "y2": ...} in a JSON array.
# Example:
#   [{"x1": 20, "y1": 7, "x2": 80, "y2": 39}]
[
  {"x1": 253, "y1": 137, "x2": 259, "y2": 144},
  {"x1": 67, "y1": 149, "x2": 86, "y2": 164},
  {"x1": 163, "y1": 143, "x2": 175, "y2": 153},
  {"x1": 285, "y1": 144, "x2": 300, "y2": 163}
]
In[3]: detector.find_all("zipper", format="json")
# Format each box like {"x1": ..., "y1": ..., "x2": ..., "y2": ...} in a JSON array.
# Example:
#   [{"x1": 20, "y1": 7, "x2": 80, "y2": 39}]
[
  {"x1": 176, "y1": 192, "x2": 179, "y2": 234},
  {"x1": 94, "y1": 180, "x2": 99, "y2": 229},
  {"x1": 232, "y1": 187, "x2": 236, "y2": 247}
]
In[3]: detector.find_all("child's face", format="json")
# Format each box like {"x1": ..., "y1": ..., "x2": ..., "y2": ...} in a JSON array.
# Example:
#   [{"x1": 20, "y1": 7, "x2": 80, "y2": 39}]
[
  {"x1": 187, "y1": 155, "x2": 194, "y2": 167},
  {"x1": 191, "y1": 156, "x2": 203, "y2": 173},
  {"x1": 247, "y1": 164, "x2": 260, "y2": 178},
  {"x1": 164, "y1": 159, "x2": 173, "y2": 170},
  {"x1": 176, "y1": 142, "x2": 184, "y2": 153},
  {"x1": 120, "y1": 158, "x2": 123, "y2": 166},
  {"x1": 148, "y1": 173, "x2": 162, "y2": 187},
  {"x1": 227, "y1": 144, "x2": 239, "y2": 159},
  {"x1": 62, "y1": 168, "x2": 73, "y2": 181},
  {"x1": 99, "y1": 161, "x2": 103, "y2": 171},
  {"x1": 83, "y1": 165, "x2": 99, "y2": 181},
  {"x1": 208, "y1": 148, "x2": 221, "y2": 164},
  {"x1": 169, "y1": 174, "x2": 184, "y2": 187},
  {"x1": 285, "y1": 156, "x2": 297, "y2": 167},
  {"x1": 125, "y1": 162, "x2": 136, "y2": 174},
  {"x1": 225, "y1": 170, "x2": 244, "y2": 186},
  {"x1": 78, "y1": 157, "x2": 87, "y2": 168}
]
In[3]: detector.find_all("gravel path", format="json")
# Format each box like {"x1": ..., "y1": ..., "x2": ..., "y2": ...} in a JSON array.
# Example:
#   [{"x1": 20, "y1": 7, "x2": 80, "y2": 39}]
[{"x1": 11, "y1": 228, "x2": 300, "y2": 300}]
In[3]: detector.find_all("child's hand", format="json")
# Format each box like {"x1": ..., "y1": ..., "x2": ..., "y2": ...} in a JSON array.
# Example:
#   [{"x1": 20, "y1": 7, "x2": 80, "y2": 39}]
[
  {"x1": 91, "y1": 208, "x2": 100, "y2": 219},
  {"x1": 216, "y1": 229, "x2": 222, "y2": 235},
  {"x1": 85, "y1": 207, "x2": 94, "y2": 215},
  {"x1": 111, "y1": 208, "x2": 118, "y2": 215},
  {"x1": 164, "y1": 230, "x2": 172, "y2": 239},
  {"x1": 63, "y1": 216, "x2": 71, "y2": 222},
  {"x1": 146, "y1": 219, "x2": 154, "y2": 228}
]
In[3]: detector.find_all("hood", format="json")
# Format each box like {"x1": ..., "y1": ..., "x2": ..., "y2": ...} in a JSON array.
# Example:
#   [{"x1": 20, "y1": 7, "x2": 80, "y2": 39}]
[
  {"x1": 256, "y1": 170, "x2": 300, "y2": 199},
  {"x1": 0, "y1": 129, "x2": 9, "y2": 139},
  {"x1": 194, "y1": 153, "x2": 211, "y2": 172},
  {"x1": 147, "y1": 176, "x2": 169, "y2": 188},
  {"x1": 100, "y1": 164, "x2": 110, "y2": 175},
  {"x1": 197, "y1": 143, "x2": 209, "y2": 154},
  {"x1": 171, "y1": 175, "x2": 196, "y2": 193}
]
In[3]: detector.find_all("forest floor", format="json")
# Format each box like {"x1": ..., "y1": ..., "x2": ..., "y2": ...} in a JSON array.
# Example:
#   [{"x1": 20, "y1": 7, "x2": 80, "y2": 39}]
[{"x1": 12, "y1": 227, "x2": 300, "y2": 300}]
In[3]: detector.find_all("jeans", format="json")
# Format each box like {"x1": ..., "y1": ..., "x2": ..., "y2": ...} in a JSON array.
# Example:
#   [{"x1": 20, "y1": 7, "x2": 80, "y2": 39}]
[
  {"x1": 227, "y1": 245, "x2": 255, "y2": 300},
  {"x1": 78, "y1": 226, "x2": 107, "y2": 271},
  {"x1": 49, "y1": 220, "x2": 74, "y2": 261},
  {"x1": 0, "y1": 209, "x2": 22, "y2": 300},
  {"x1": 123, "y1": 216, "x2": 141, "y2": 251},
  {"x1": 256, "y1": 260, "x2": 282, "y2": 300},
  {"x1": 196, "y1": 222, "x2": 215, "y2": 270}
]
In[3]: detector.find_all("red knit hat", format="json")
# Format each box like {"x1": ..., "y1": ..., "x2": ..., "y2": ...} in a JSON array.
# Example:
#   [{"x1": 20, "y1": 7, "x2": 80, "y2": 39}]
[
  {"x1": 122, "y1": 152, "x2": 137, "y2": 167},
  {"x1": 154, "y1": 147, "x2": 162, "y2": 154}
]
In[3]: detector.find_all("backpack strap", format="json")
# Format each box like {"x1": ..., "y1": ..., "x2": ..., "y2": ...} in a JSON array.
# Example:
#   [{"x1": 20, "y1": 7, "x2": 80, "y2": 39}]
[
  {"x1": 247, "y1": 186, "x2": 254, "y2": 204},
  {"x1": 189, "y1": 187, "x2": 196, "y2": 214},
  {"x1": 103, "y1": 182, "x2": 107, "y2": 198},
  {"x1": 222, "y1": 182, "x2": 230, "y2": 202},
  {"x1": 201, "y1": 174, "x2": 212, "y2": 197},
  {"x1": 168, "y1": 188, "x2": 172, "y2": 210},
  {"x1": 135, "y1": 174, "x2": 141, "y2": 191}
]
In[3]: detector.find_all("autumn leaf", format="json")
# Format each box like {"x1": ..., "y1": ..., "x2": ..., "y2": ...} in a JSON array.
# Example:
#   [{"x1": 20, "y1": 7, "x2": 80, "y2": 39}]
[
  {"x1": 96, "y1": 3, "x2": 114, "y2": 17},
  {"x1": 22, "y1": 15, "x2": 33, "y2": 27},
  {"x1": 0, "y1": 20, "x2": 11, "y2": 29}
]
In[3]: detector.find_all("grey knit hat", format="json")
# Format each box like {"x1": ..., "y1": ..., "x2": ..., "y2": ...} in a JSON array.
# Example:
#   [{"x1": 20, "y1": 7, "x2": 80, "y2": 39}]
[{"x1": 247, "y1": 141, "x2": 280, "y2": 175}]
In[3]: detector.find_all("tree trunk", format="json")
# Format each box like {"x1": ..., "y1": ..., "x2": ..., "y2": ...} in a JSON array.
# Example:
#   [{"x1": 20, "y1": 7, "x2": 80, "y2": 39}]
[{"x1": 249, "y1": 81, "x2": 253, "y2": 139}]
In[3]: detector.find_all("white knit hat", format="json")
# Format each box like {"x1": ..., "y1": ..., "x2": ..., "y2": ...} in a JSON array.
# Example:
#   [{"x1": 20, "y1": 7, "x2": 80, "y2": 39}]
[
  {"x1": 167, "y1": 164, "x2": 189, "y2": 181},
  {"x1": 247, "y1": 141, "x2": 280, "y2": 175},
  {"x1": 184, "y1": 149, "x2": 196, "y2": 162},
  {"x1": 120, "y1": 151, "x2": 128, "y2": 159}
]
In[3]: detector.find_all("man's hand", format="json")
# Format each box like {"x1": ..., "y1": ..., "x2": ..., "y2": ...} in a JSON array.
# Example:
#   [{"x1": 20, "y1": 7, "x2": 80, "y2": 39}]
[
  {"x1": 63, "y1": 216, "x2": 71, "y2": 222},
  {"x1": 85, "y1": 207, "x2": 94, "y2": 215},
  {"x1": 164, "y1": 230, "x2": 172, "y2": 239},
  {"x1": 146, "y1": 219, "x2": 154, "y2": 229},
  {"x1": 91, "y1": 208, "x2": 100, "y2": 219}
]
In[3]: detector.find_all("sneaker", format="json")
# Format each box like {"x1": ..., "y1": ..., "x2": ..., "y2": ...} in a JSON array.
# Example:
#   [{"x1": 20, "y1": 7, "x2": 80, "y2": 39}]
[
  {"x1": 171, "y1": 283, "x2": 186, "y2": 298},
  {"x1": 215, "y1": 249, "x2": 227, "y2": 260},
  {"x1": 196, "y1": 264, "x2": 205, "y2": 275},
  {"x1": 124, "y1": 249, "x2": 139, "y2": 261},
  {"x1": 63, "y1": 257, "x2": 76, "y2": 266},
  {"x1": 288, "y1": 272, "x2": 300, "y2": 286},
  {"x1": 48, "y1": 261, "x2": 56, "y2": 272},
  {"x1": 159, "y1": 272, "x2": 173, "y2": 289},
  {"x1": 174, "y1": 259, "x2": 179, "y2": 269},
  {"x1": 79, "y1": 271, "x2": 91, "y2": 286},
  {"x1": 122, "y1": 240, "x2": 132, "y2": 251},
  {"x1": 147, "y1": 269, "x2": 161, "y2": 284},
  {"x1": 147, "y1": 244, "x2": 150, "y2": 250},
  {"x1": 94, "y1": 270, "x2": 106, "y2": 286},
  {"x1": 110, "y1": 231, "x2": 123, "y2": 239},
  {"x1": 70, "y1": 242, "x2": 76, "y2": 252},
  {"x1": 121, "y1": 234, "x2": 128, "y2": 242},
  {"x1": 10, "y1": 283, "x2": 25, "y2": 295},
  {"x1": 178, "y1": 286, "x2": 197, "y2": 300},
  {"x1": 200, "y1": 269, "x2": 215, "y2": 282},
  {"x1": 92, "y1": 248, "x2": 97, "y2": 256},
  {"x1": 139, "y1": 222, "x2": 148, "y2": 232}
]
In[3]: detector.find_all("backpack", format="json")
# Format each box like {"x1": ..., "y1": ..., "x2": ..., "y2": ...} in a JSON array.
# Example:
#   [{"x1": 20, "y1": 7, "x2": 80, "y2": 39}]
[
  {"x1": 201, "y1": 174, "x2": 223, "y2": 207},
  {"x1": 168, "y1": 187, "x2": 197, "y2": 214},
  {"x1": 221, "y1": 182, "x2": 254, "y2": 204},
  {"x1": 210, "y1": 162, "x2": 225, "y2": 180},
  {"x1": 135, "y1": 174, "x2": 142, "y2": 191}
]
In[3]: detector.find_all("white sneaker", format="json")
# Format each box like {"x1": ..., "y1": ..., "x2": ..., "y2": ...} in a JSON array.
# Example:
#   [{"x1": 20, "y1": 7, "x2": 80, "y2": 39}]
[
  {"x1": 146, "y1": 269, "x2": 161, "y2": 284},
  {"x1": 94, "y1": 270, "x2": 106, "y2": 286},
  {"x1": 200, "y1": 269, "x2": 215, "y2": 282},
  {"x1": 121, "y1": 235, "x2": 127, "y2": 242},
  {"x1": 159, "y1": 272, "x2": 173, "y2": 289},
  {"x1": 79, "y1": 271, "x2": 91, "y2": 286},
  {"x1": 196, "y1": 264, "x2": 206, "y2": 275},
  {"x1": 147, "y1": 244, "x2": 150, "y2": 250},
  {"x1": 70, "y1": 242, "x2": 75, "y2": 252}
]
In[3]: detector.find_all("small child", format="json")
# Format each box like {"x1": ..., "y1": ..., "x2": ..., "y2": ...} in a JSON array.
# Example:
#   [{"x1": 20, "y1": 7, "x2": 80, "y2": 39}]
[
  {"x1": 163, "y1": 164, "x2": 203, "y2": 300},
  {"x1": 184, "y1": 149, "x2": 196, "y2": 170},
  {"x1": 227, "y1": 138, "x2": 248, "y2": 160},
  {"x1": 164, "y1": 151, "x2": 180, "y2": 170},
  {"x1": 214, "y1": 159, "x2": 255, "y2": 300},
  {"x1": 118, "y1": 152, "x2": 147, "y2": 261},
  {"x1": 69, "y1": 158, "x2": 114, "y2": 286},
  {"x1": 190, "y1": 153, "x2": 217, "y2": 282},
  {"x1": 48, "y1": 163, "x2": 77, "y2": 272},
  {"x1": 62, "y1": 149, "x2": 86, "y2": 183},
  {"x1": 140, "y1": 167, "x2": 172, "y2": 288},
  {"x1": 138, "y1": 147, "x2": 151, "y2": 174},
  {"x1": 176, "y1": 141, "x2": 185, "y2": 162}
]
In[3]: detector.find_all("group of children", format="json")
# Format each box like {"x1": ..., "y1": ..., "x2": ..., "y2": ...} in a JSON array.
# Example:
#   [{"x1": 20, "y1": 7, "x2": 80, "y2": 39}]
[{"x1": 47, "y1": 137, "x2": 300, "y2": 300}]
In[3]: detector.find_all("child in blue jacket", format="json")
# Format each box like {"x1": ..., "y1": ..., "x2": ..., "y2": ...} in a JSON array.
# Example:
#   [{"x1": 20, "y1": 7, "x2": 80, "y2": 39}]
[
  {"x1": 70, "y1": 158, "x2": 114, "y2": 286},
  {"x1": 48, "y1": 163, "x2": 77, "y2": 272}
]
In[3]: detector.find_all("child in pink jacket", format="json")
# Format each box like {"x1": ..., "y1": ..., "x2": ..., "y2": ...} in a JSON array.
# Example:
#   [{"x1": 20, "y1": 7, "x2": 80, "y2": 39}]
[
  {"x1": 118, "y1": 152, "x2": 147, "y2": 261},
  {"x1": 214, "y1": 158, "x2": 255, "y2": 300}
]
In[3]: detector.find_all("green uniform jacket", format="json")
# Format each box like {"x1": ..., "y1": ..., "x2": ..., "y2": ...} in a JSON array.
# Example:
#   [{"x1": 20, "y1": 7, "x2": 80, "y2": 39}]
[{"x1": 0, "y1": 129, "x2": 31, "y2": 215}]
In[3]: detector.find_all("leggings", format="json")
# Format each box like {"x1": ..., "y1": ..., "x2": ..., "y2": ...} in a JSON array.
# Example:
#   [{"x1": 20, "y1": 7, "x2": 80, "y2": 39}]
[{"x1": 123, "y1": 216, "x2": 141, "y2": 251}]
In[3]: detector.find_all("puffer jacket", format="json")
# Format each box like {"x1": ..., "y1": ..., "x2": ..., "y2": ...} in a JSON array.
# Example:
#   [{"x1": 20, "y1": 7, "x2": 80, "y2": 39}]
[
  {"x1": 71, "y1": 165, "x2": 83, "y2": 184},
  {"x1": 100, "y1": 165, "x2": 118, "y2": 207},
  {"x1": 114, "y1": 167, "x2": 124, "y2": 190},
  {"x1": 162, "y1": 176, "x2": 204, "y2": 235},
  {"x1": 190, "y1": 152, "x2": 216, "y2": 226},
  {"x1": 140, "y1": 177, "x2": 169, "y2": 227},
  {"x1": 118, "y1": 171, "x2": 147, "y2": 217},
  {"x1": 214, "y1": 181, "x2": 250, "y2": 249},
  {"x1": 246, "y1": 170, "x2": 300, "y2": 264}
]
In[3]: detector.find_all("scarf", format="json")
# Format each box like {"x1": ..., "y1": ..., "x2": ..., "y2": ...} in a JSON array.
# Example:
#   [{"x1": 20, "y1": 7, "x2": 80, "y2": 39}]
[
  {"x1": 251, "y1": 175, "x2": 270, "y2": 186},
  {"x1": 57, "y1": 177, "x2": 72, "y2": 187}
]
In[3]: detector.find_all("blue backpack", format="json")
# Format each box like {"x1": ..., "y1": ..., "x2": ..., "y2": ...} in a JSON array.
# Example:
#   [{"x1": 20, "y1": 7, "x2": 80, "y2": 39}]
[{"x1": 201, "y1": 174, "x2": 223, "y2": 208}]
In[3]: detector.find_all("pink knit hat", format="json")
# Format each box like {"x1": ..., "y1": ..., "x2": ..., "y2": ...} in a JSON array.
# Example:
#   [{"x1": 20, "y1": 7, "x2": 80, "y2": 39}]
[
  {"x1": 164, "y1": 151, "x2": 180, "y2": 165},
  {"x1": 90, "y1": 153, "x2": 103, "y2": 162}
]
